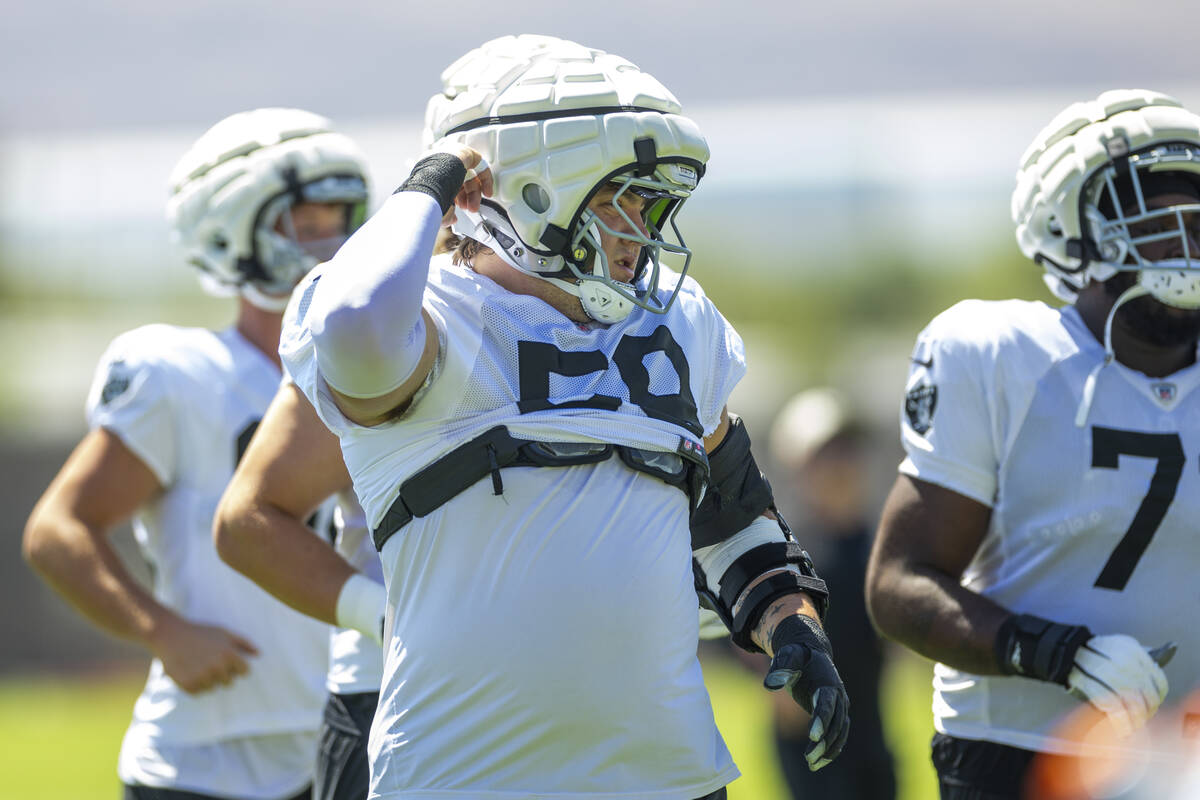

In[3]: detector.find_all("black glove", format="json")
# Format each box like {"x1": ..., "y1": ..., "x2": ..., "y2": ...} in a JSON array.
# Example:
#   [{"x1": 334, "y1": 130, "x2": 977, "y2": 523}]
[{"x1": 763, "y1": 614, "x2": 850, "y2": 771}]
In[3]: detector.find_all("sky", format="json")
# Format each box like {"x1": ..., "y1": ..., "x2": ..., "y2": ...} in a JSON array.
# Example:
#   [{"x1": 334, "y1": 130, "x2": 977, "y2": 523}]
[
  {"x1": 4, "y1": 0, "x2": 1200, "y2": 294},
  {"x1": 5, "y1": 0, "x2": 1200, "y2": 134}
]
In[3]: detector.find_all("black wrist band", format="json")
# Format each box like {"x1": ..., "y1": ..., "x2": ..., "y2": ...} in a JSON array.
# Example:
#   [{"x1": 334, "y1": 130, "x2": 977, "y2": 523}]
[
  {"x1": 395, "y1": 153, "x2": 467, "y2": 215},
  {"x1": 994, "y1": 613, "x2": 1091, "y2": 685}
]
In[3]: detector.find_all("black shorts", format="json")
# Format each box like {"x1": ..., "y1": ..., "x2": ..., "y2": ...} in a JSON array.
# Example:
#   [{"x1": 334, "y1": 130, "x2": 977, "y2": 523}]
[
  {"x1": 931, "y1": 732, "x2": 1039, "y2": 800},
  {"x1": 314, "y1": 691, "x2": 379, "y2": 800},
  {"x1": 123, "y1": 784, "x2": 310, "y2": 800}
]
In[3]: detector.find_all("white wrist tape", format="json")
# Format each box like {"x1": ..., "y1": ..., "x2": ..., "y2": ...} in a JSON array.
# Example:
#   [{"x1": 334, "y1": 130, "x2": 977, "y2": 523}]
[
  {"x1": 464, "y1": 155, "x2": 489, "y2": 181},
  {"x1": 335, "y1": 573, "x2": 387, "y2": 645}
]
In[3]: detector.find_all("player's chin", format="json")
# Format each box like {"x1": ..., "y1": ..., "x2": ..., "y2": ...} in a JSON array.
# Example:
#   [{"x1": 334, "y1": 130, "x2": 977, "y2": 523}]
[{"x1": 1120, "y1": 296, "x2": 1200, "y2": 347}]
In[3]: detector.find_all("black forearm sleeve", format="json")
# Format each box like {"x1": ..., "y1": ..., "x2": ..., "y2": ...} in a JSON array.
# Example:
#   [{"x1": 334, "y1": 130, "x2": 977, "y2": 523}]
[
  {"x1": 395, "y1": 153, "x2": 467, "y2": 215},
  {"x1": 690, "y1": 415, "x2": 774, "y2": 549}
]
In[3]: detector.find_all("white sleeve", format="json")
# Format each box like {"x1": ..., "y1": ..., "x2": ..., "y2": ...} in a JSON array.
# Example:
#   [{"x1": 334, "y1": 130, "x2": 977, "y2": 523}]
[
  {"x1": 898, "y1": 306, "x2": 1001, "y2": 507},
  {"x1": 85, "y1": 333, "x2": 178, "y2": 486},
  {"x1": 308, "y1": 191, "x2": 444, "y2": 399}
]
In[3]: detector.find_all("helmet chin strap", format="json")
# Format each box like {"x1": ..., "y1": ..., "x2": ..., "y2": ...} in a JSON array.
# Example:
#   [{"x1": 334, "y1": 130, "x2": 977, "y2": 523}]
[
  {"x1": 241, "y1": 282, "x2": 293, "y2": 313},
  {"x1": 453, "y1": 208, "x2": 637, "y2": 324},
  {"x1": 1075, "y1": 283, "x2": 1150, "y2": 427},
  {"x1": 549, "y1": 275, "x2": 635, "y2": 324}
]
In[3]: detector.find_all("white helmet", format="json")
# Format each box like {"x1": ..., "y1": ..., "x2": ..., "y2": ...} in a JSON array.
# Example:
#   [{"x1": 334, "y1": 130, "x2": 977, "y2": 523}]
[
  {"x1": 167, "y1": 107, "x2": 369, "y2": 311},
  {"x1": 1013, "y1": 89, "x2": 1200, "y2": 308},
  {"x1": 423, "y1": 34, "x2": 709, "y2": 323}
]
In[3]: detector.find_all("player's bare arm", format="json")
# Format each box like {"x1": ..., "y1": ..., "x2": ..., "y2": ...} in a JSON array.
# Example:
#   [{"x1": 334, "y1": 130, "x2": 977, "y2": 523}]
[
  {"x1": 215, "y1": 381, "x2": 376, "y2": 632},
  {"x1": 314, "y1": 146, "x2": 491, "y2": 427},
  {"x1": 866, "y1": 473, "x2": 1006, "y2": 674},
  {"x1": 24, "y1": 429, "x2": 257, "y2": 693}
]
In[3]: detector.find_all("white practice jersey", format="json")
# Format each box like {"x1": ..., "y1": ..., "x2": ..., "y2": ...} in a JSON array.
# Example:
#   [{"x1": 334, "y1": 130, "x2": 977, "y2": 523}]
[
  {"x1": 282, "y1": 255, "x2": 744, "y2": 799},
  {"x1": 327, "y1": 491, "x2": 384, "y2": 695},
  {"x1": 900, "y1": 299, "x2": 1200, "y2": 757},
  {"x1": 87, "y1": 324, "x2": 330, "y2": 795}
]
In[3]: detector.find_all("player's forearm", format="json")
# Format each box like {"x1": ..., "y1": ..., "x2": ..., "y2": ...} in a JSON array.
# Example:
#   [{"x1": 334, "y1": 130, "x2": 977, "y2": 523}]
[
  {"x1": 23, "y1": 514, "x2": 175, "y2": 649},
  {"x1": 310, "y1": 158, "x2": 462, "y2": 399},
  {"x1": 750, "y1": 590, "x2": 822, "y2": 657},
  {"x1": 214, "y1": 501, "x2": 355, "y2": 625},
  {"x1": 866, "y1": 563, "x2": 1010, "y2": 675}
]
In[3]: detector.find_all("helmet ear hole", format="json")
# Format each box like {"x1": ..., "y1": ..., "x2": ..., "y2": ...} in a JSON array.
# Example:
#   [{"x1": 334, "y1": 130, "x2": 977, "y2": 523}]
[
  {"x1": 1047, "y1": 215, "x2": 1063, "y2": 237},
  {"x1": 522, "y1": 183, "x2": 550, "y2": 213}
]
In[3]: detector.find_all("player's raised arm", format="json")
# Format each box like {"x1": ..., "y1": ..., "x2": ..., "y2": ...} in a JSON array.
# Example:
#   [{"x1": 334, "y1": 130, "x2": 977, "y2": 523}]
[
  {"x1": 215, "y1": 382, "x2": 384, "y2": 642},
  {"x1": 308, "y1": 147, "x2": 491, "y2": 426},
  {"x1": 692, "y1": 408, "x2": 850, "y2": 771}
]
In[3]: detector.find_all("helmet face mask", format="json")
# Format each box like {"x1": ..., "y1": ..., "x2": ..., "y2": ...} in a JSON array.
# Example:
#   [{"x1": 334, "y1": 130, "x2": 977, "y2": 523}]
[
  {"x1": 561, "y1": 169, "x2": 697, "y2": 318},
  {"x1": 248, "y1": 173, "x2": 369, "y2": 299},
  {"x1": 425, "y1": 34, "x2": 709, "y2": 323},
  {"x1": 1084, "y1": 143, "x2": 1200, "y2": 308}
]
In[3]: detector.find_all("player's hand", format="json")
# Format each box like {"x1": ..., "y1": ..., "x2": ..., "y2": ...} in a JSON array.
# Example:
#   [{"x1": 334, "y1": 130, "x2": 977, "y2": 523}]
[
  {"x1": 429, "y1": 143, "x2": 493, "y2": 225},
  {"x1": 149, "y1": 614, "x2": 258, "y2": 694},
  {"x1": 1066, "y1": 634, "x2": 1170, "y2": 738},
  {"x1": 763, "y1": 615, "x2": 850, "y2": 771}
]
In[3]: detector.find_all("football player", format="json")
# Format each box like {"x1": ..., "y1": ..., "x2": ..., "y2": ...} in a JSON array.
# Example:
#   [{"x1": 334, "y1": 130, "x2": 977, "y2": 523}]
[
  {"x1": 866, "y1": 89, "x2": 1200, "y2": 800},
  {"x1": 22, "y1": 108, "x2": 370, "y2": 800},
  {"x1": 274, "y1": 34, "x2": 849, "y2": 800}
]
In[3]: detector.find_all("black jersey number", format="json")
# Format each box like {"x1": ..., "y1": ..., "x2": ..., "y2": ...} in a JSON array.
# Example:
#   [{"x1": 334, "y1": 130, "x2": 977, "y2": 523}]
[
  {"x1": 1090, "y1": 426, "x2": 1185, "y2": 591},
  {"x1": 516, "y1": 326, "x2": 702, "y2": 436}
]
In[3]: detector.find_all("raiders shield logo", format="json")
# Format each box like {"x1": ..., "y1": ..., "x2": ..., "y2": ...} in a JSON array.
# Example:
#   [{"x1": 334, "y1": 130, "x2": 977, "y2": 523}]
[
  {"x1": 100, "y1": 361, "x2": 133, "y2": 406},
  {"x1": 905, "y1": 383, "x2": 937, "y2": 435}
]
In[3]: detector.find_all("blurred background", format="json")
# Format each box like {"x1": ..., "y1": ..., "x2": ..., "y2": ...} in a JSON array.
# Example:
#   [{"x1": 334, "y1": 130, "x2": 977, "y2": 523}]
[{"x1": 4, "y1": 0, "x2": 1200, "y2": 796}]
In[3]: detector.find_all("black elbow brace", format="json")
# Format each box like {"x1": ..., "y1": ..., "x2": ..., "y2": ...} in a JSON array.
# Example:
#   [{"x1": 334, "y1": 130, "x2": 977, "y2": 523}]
[
  {"x1": 689, "y1": 416, "x2": 831, "y2": 651},
  {"x1": 690, "y1": 415, "x2": 774, "y2": 549},
  {"x1": 693, "y1": 528, "x2": 830, "y2": 652}
]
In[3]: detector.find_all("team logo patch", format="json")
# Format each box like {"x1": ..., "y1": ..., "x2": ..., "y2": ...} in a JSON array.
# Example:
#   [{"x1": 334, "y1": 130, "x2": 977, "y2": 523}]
[
  {"x1": 905, "y1": 383, "x2": 937, "y2": 435},
  {"x1": 100, "y1": 361, "x2": 133, "y2": 406},
  {"x1": 1151, "y1": 382, "x2": 1177, "y2": 403}
]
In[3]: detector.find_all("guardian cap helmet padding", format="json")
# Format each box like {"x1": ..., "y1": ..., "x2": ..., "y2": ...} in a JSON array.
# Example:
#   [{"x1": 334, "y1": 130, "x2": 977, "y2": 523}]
[
  {"x1": 424, "y1": 34, "x2": 709, "y2": 323},
  {"x1": 1013, "y1": 89, "x2": 1200, "y2": 309},
  {"x1": 167, "y1": 107, "x2": 369, "y2": 311}
]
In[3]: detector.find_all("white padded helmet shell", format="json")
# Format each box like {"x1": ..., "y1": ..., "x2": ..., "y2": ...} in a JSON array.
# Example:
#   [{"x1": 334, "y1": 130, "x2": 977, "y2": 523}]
[
  {"x1": 167, "y1": 107, "x2": 369, "y2": 309},
  {"x1": 423, "y1": 35, "x2": 709, "y2": 322},
  {"x1": 1012, "y1": 90, "x2": 1200, "y2": 306}
]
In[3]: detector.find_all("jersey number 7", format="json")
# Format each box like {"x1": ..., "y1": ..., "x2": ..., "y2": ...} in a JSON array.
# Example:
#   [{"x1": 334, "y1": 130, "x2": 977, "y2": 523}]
[{"x1": 1091, "y1": 426, "x2": 1185, "y2": 591}]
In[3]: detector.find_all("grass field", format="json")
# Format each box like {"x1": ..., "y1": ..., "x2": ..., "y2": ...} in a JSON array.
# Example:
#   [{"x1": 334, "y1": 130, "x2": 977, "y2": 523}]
[{"x1": 1, "y1": 652, "x2": 935, "y2": 800}]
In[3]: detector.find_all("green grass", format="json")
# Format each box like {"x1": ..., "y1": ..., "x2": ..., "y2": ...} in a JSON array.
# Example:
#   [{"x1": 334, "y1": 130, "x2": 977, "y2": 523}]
[
  {"x1": 0, "y1": 654, "x2": 936, "y2": 800},
  {"x1": 0, "y1": 668, "x2": 142, "y2": 800},
  {"x1": 704, "y1": 649, "x2": 937, "y2": 800}
]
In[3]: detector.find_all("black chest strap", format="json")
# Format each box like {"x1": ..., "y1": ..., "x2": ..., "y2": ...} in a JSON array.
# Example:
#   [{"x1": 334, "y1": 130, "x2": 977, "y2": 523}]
[{"x1": 371, "y1": 425, "x2": 709, "y2": 551}]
